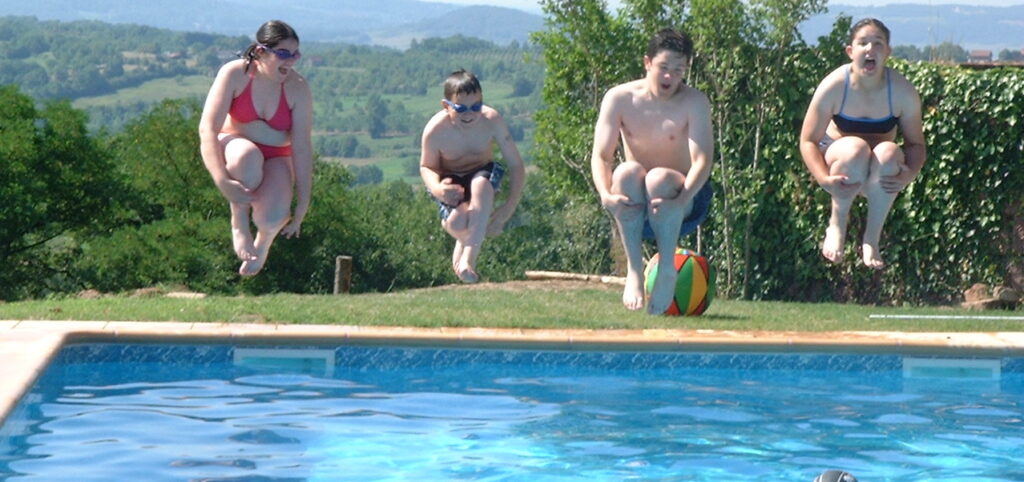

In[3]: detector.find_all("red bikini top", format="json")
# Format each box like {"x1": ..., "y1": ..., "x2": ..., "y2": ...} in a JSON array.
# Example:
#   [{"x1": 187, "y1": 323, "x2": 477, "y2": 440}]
[{"x1": 229, "y1": 75, "x2": 292, "y2": 131}]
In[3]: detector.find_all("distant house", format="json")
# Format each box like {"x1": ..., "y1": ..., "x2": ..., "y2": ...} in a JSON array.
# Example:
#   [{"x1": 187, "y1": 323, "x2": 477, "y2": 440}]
[{"x1": 968, "y1": 50, "x2": 993, "y2": 63}]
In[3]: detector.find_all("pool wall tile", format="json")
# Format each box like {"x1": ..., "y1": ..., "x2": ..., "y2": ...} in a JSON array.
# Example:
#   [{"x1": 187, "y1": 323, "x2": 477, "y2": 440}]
[
  {"x1": 4, "y1": 321, "x2": 1024, "y2": 426},
  {"x1": 47, "y1": 343, "x2": 1024, "y2": 374}
]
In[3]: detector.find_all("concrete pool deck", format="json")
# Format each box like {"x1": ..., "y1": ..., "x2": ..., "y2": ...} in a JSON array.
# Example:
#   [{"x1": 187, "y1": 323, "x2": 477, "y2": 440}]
[{"x1": 4, "y1": 320, "x2": 1024, "y2": 425}]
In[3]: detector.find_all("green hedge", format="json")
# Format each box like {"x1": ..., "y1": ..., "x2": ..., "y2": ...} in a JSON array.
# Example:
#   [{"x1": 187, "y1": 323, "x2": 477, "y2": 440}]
[{"x1": 534, "y1": 2, "x2": 1023, "y2": 304}]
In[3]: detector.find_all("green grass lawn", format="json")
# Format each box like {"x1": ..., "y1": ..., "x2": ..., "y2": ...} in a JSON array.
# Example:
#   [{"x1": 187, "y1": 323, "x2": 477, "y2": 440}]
[{"x1": 1, "y1": 282, "x2": 1020, "y2": 332}]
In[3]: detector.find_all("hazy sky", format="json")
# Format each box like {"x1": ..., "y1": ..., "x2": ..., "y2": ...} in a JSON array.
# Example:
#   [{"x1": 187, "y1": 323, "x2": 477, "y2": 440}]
[{"x1": 434, "y1": 0, "x2": 1023, "y2": 15}]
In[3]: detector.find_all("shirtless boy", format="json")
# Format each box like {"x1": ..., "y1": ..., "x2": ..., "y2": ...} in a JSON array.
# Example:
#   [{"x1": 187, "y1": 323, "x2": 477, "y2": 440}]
[
  {"x1": 420, "y1": 70, "x2": 526, "y2": 283},
  {"x1": 590, "y1": 28, "x2": 714, "y2": 314}
]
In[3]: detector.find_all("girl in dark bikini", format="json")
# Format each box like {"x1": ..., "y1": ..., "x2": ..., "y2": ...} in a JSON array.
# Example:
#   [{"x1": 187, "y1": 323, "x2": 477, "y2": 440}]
[{"x1": 798, "y1": 18, "x2": 927, "y2": 269}]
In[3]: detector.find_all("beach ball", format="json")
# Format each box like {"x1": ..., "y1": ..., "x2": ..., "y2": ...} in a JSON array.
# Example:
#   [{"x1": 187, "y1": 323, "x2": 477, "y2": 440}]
[{"x1": 643, "y1": 248, "x2": 715, "y2": 316}]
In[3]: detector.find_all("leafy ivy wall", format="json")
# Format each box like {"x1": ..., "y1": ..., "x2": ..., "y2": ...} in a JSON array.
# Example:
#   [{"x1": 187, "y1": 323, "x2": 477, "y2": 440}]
[{"x1": 534, "y1": 0, "x2": 1023, "y2": 304}]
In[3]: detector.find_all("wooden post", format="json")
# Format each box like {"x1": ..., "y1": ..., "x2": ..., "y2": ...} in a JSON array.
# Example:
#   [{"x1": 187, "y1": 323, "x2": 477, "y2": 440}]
[{"x1": 334, "y1": 256, "x2": 352, "y2": 294}]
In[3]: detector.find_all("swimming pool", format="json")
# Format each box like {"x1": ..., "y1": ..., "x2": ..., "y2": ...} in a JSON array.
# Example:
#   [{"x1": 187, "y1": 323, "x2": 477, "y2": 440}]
[{"x1": 2, "y1": 342, "x2": 1023, "y2": 480}]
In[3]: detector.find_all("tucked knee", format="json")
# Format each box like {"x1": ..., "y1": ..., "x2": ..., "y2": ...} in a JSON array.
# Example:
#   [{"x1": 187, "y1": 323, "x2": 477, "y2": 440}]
[
  {"x1": 645, "y1": 168, "x2": 685, "y2": 200},
  {"x1": 832, "y1": 156, "x2": 869, "y2": 184},
  {"x1": 613, "y1": 162, "x2": 646, "y2": 183},
  {"x1": 828, "y1": 138, "x2": 871, "y2": 179},
  {"x1": 469, "y1": 177, "x2": 494, "y2": 202},
  {"x1": 445, "y1": 206, "x2": 471, "y2": 230},
  {"x1": 872, "y1": 142, "x2": 904, "y2": 178},
  {"x1": 645, "y1": 167, "x2": 682, "y2": 185},
  {"x1": 226, "y1": 147, "x2": 264, "y2": 189}
]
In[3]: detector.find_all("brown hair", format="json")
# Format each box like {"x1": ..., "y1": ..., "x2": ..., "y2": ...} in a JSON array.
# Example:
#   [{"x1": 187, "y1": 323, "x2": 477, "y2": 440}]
[
  {"x1": 443, "y1": 69, "x2": 482, "y2": 100},
  {"x1": 646, "y1": 28, "x2": 693, "y2": 59},
  {"x1": 849, "y1": 18, "x2": 890, "y2": 45},
  {"x1": 241, "y1": 20, "x2": 299, "y2": 72}
]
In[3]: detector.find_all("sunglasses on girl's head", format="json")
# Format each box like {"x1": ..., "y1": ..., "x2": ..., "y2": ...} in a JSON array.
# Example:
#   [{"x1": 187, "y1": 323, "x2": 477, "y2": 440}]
[
  {"x1": 259, "y1": 43, "x2": 301, "y2": 60},
  {"x1": 443, "y1": 99, "x2": 483, "y2": 113}
]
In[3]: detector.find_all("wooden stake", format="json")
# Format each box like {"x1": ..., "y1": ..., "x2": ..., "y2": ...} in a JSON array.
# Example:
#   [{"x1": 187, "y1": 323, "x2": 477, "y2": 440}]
[{"x1": 334, "y1": 256, "x2": 352, "y2": 294}]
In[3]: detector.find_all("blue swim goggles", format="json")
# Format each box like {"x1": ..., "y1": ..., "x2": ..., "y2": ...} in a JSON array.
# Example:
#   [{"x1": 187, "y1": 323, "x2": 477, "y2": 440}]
[{"x1": 443, "y1": 99, "x2": 483, "y2": 113}]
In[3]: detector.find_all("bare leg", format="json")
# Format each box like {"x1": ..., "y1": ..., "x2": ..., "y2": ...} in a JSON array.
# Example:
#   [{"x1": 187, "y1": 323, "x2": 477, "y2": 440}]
[
  {"x1": 452, "y1": 240, "x2": 464, "y2": 273},
  {"x1": 240, "y1": 157, "x2": 292, "y2": 276},
  {"x1": 230, "y1": 203, "x2": 256, "y2": 261},
  {"x1": 443, "y1": 206, "x2": 474, "y2": 282},
  {"x1": 861, "y1": 142, "x2": 905, "y2": 269},
  {"x1": 453, "y1": 177, "x2": 495, "y2": 283},
  {"x1": 822, "y1": 138, "x2": 870, "y2": 264},
  {"x1": 823, "y1": 199, "x2": 853, "y2": 264},
  {"x1": 222, "y1": 136, "x2": 264, "y2": 262},
  {"x1": 645, "y1": 168, "x2": 690, "y2": 315},
  {"x1": 608, "y1": 162, "x2": 647, "y2": 311}
]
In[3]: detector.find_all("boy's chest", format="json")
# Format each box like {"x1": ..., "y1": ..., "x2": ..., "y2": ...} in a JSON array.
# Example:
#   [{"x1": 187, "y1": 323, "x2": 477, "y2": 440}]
[
  {"x1": 621, "y1": 108, "x2": 688, "y2": 143},
  {"x1": 439, "y1": 129, "x2": 492, "y2": 158}
]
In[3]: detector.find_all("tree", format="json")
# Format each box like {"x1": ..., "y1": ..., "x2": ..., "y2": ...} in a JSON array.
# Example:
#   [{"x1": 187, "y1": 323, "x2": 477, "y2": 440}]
[
  {"x1": 0, "y1": 86, "x2": 130, "y2": 300},
  {"x1": 893, "y1": 44, "x2": 924, "y2": 61},
  {"x1": 998, "y1": 49, "x2": 1024, "y2": 62},
  {"x1": 924, "y1": 41, "x2": 967, "y2": 63},
  {"x1": 364, "y1": 94, "x2": 389, "y2": 139},
  {"x1": 511, "y1": 75, "x2": 535, "y2": 97},
  {"x1": 348, "y1": 165, "x2": 384, "y2": 186}
]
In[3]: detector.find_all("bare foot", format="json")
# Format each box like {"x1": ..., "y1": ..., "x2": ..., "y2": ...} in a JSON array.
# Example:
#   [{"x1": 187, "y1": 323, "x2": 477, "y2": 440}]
[
  {"x1": 456, "y1": 264, "x2": 479, "y2": 284},
  {"x1": 622, "y1": 270, "x2": 644, "y2": 311},
  {"x1": 238, "y1": 256, "x2": 265, "y2": 277},
  {"x1": 239, "y1": 231, "x2": 275, "y2": 277},
  {"x1": 821, "y1": 226, "x2": 845, "y2": 264},
  {"x1": 232, "y1": 228, "x2": 257, "y2": 261},
  {"x1": 452, "y1": 240, "x2": 464, "y2": 273},
  {"x1": 647, "y1": 263, "x2": 679, "y2": 315},
  {"x1": 862, "y1": 242, "x2": 885, "y2": 269}
]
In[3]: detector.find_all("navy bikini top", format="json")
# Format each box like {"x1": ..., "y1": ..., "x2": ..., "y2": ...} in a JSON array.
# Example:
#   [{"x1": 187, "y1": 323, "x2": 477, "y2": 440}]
[{"x1": 832, "y1": 66, "x2": 899, "y2": 135}]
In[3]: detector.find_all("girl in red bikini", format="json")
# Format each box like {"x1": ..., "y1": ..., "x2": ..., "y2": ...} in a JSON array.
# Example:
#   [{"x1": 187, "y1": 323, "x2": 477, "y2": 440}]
[{"x1": 199, "y1": 20, "x2": 313, "y2": 276}]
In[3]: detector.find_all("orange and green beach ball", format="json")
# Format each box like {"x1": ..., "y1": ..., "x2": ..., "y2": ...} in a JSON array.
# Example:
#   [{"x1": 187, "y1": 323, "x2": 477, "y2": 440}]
[{"x1": 643, "y1": 248, "x2": 716, "y2": 316}]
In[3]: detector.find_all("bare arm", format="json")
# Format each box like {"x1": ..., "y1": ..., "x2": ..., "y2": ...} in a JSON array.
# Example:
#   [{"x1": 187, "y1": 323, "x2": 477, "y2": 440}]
[
  {"x1": 684, "y1": 91, "x2": 714, "y2": 197},
  {"x1": 799, "y1": 81, "x2": 836, "y2": 184},
  {"x1": 198, "y1": 61, "x2": 253, "y2": 203},
  {"x1": 419, "y1": 116, "x2": 463, "y2": 205},
  {"x1": 885, "y1": 83, "x2": 927, "y2": 192},
  {"x1": 799, "y1": 75, "x2": 862, "y2": 197},
  {"x1": 281, "y1": 76, "x2": 314, "y2": 237},
  {"x1": 419, "y1": 117, "x2": 444, "y2": 195},
  {"x1": 487, "y1": 112, "x2": 526, "y2": 235},
  {"x1": 590, "y1": 88, "x2": 629, "y2": 206}
]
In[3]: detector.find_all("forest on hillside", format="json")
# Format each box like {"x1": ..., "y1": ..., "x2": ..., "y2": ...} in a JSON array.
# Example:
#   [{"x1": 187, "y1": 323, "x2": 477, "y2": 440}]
[{"x1": 0, "y1": 16, "x2": 544, "y2": 177}]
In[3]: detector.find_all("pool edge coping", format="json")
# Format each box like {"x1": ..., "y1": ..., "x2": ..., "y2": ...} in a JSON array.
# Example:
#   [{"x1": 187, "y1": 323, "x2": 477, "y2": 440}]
[{"x1": 4, "y1": 320, "x2": 1024, "y2": 426}]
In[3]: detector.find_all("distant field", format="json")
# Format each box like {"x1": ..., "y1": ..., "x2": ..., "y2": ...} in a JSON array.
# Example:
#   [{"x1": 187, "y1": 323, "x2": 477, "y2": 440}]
[{"x1": 72, "y1": 75, "x2": 211, "y2": 109}]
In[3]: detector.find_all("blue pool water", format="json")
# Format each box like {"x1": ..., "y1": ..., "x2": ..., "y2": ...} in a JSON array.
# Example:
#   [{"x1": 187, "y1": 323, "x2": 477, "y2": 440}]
[{"x1": 2, "y1": 343, "x2": 1024, "y2": 481}]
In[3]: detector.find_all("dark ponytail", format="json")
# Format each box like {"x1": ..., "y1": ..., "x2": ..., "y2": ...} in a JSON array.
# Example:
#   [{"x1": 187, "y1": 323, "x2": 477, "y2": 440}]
[{"x1": 241, "y1": 20, "x2": 299, "y2": 73}]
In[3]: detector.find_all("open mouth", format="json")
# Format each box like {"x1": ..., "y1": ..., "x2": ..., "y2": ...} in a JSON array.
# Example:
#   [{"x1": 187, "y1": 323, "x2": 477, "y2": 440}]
[{"x1": 863, "y1": 58, "x2": 877, "y2": 71}]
